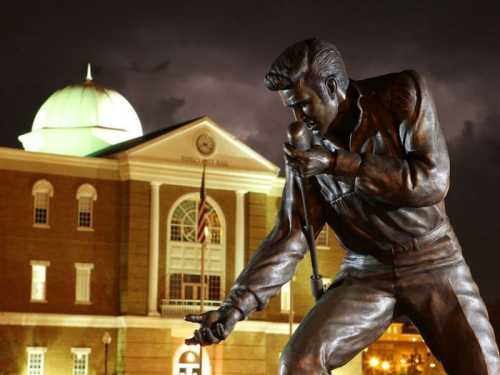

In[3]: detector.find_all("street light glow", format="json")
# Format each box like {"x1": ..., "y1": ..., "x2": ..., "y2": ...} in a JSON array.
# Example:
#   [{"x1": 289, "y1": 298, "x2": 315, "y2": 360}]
[
  {"x1": 369, "y1": 357, "x2": 380, "y2": 368},
  {"x1": 381, "y1": 360, "x2": 390, "y2": 371}
]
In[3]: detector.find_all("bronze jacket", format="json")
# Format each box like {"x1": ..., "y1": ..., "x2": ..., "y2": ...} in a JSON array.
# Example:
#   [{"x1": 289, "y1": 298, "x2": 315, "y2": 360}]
[{"x1": 224, "y1": 70, "x2": 463, "y2": 318}]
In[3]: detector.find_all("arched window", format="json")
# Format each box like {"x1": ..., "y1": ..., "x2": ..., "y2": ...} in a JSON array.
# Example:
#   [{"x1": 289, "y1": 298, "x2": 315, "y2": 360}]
[
  {"x1": 164, "y1": 194, "x2": 226, "y2": 315},
  {"x1": 178, "y1": 350, "x2": 199, "y2": 375},
  {"x1": 32, "y1": 179, "x2": 54, "y2": 228},
  {"x1": 169, "y1": 199, "x2": 221, "y2": 244},
  {"x1": 76, "y1": 184, "x2": 97, "y2": 230},
  {"x1": 172, "y1": 344, "x2": 211, "y2": 375}
]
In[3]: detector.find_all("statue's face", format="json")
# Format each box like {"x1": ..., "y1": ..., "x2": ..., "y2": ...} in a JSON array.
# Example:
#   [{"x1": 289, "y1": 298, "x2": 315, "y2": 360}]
[{"x1": 279, "y1": 78, "x2": 340, "y2": 136}]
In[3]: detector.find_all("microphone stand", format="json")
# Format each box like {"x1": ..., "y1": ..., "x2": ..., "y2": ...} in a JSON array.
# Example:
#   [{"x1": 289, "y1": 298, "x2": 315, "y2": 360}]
[{"x1": 287, "y1": 121, "x2": 325, "y2": 301}]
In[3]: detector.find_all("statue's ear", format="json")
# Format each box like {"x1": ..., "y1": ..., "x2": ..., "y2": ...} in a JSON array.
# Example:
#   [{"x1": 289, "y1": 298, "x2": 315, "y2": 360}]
[
  {"x1": 326, "y1": 76, "x2": 347, "y2": 102},
  {"x1": 325, "y1": 76, "x2": 337, "y2": 98}
]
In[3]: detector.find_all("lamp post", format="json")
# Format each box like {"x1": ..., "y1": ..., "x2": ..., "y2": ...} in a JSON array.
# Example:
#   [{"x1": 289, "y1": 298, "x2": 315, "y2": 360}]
[{"x1": 102, "y1": 331, "x2": 112, "y2": 375}]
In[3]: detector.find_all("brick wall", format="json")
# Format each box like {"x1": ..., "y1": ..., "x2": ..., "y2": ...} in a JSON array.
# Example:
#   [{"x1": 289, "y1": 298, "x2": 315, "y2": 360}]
[
  {"x1": 119, "y1": 180, "x2": 150, "y2": 315},
  {"x1": 0, "y1": 325, "x2": 118, "y2": 374},
  {"x1": 0, "y1": 169, "x2": 121, "y2": 315}
]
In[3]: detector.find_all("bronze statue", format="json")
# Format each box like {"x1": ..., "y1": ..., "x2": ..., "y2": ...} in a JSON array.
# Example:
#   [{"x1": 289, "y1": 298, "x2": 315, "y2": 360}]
[{"x1": 185, "y1": 39, "x2": 500, "y2": 374}]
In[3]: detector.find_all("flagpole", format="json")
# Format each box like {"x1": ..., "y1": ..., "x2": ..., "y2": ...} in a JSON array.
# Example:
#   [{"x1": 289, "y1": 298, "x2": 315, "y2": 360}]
[
  {"x1": 198, "y1": 159, "x2": 208, "y2": 375},
  {"x1": 199, "y1": 232, "x2": 207, "y2": 374},
  {"x1": 289, "y1": 277, "x2": 294, "y2": 337}
]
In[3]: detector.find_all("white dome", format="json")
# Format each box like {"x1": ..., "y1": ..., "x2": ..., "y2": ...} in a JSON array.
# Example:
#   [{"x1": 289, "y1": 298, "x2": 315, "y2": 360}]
[{"x1": 19, "y1": 66, "x2": 143, "y2": 156}]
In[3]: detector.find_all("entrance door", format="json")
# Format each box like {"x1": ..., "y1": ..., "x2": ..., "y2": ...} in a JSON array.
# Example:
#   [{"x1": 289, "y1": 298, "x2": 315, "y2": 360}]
[{"x1": 177, "y1": 351, "x2": 200, "y2": 375}]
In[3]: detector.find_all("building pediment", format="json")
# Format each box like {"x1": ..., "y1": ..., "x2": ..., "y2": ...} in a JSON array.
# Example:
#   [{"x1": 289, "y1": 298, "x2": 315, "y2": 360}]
[{"x1": 114, "y1": 117, "x2": 279, "y2": 176}]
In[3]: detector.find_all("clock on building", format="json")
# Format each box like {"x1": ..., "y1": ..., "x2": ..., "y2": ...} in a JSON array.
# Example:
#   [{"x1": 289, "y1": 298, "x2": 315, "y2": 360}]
[{"x1": 195, "y1": 133, "x2": 216, "y2": 156}]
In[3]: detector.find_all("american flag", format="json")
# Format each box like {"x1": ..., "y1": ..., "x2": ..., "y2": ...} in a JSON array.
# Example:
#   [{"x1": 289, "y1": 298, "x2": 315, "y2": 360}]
[{"x1": 197, "y1": 162, "x2": 209, "y2": 244}]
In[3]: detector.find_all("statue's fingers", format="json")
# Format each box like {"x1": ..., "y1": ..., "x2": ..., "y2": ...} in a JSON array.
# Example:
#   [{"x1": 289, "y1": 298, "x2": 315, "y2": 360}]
[
  {"x1": 284, "y1": 143, "x2": 304, "y2": 159},
  {"x1": 283, "y1": 143, "x2": 294, "y2": 156},
  {"x1": 185, "y1": 331, "x2": 200, "y2": 346},
  {"x1": 200, "y1": 327, "x2": 220, "y2": 345},
  {"x1": 215, "y1": 322, "x2": 226, "y2": 340},
  {"x1": 185, "y1": 314, "x2": 203, "y2": 324}
]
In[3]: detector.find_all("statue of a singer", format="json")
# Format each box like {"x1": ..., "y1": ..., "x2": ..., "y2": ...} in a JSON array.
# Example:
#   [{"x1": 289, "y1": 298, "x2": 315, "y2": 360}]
[{"x1": 185, "y1": 38, "x2": 500, "y2": 374}]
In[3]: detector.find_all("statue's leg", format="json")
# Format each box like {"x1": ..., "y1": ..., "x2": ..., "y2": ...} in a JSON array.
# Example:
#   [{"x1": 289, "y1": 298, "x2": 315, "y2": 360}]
[
  {"x1": 398, "y1": 260, "x2": 500, "y2": 375},
  {"x1": 279, "y1": 274, "x2": 396, "y2": 375}
]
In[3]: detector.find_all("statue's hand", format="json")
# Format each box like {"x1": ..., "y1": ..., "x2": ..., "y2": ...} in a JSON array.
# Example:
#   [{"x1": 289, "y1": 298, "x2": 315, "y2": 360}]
[
  {"x1": 284, "y1": 143, "x2": 336, "y2": 178},
  {"x1": 185, "y1": 305, "x2": 243, "y2": 346}
]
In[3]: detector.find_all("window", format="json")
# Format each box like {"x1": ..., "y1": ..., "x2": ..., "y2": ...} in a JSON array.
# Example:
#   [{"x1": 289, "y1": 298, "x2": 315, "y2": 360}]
[
  {"x1": 27, "y1": 347, "x2": 47, "y2": 375},
  {"x1": 280, "y1": 281, "x2": 291, "y2": 313},
  {"x1": 32, "y1": 180, "x2": 54, "y2": 227},
  {"x1": 316, "y1": 226, "x2": 329, "y2": 248},
  {"x1": 170, "y1": 198, "x2": 221, "y2": 244},
  {"x1": 165, "y1": 194, "x2": 226, "y2": 312},
  {"x1": 75, "y1": 263, "x2": 93, "y2": 304},
  {"x1": 169, "y1": 273, "x2": 221, "y2": 302},
  {"x1": 76, "y1": 184, "x2": 97, "y2": 230},
  {"x1": 177, "y1": 350, "x2": 200, "y2": 375},
  {"x1": 71, "y1": 348, "x2": 91, "y2": 375},
  {"x1": 30, "y1": 261, "x2": 50, "y2": 302}
]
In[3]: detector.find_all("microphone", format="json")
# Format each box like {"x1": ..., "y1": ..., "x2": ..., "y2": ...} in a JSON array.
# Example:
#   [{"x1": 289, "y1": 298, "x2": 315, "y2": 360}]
[{"x1": 287, "y1": 121, "x2": 312, "y2": 151}]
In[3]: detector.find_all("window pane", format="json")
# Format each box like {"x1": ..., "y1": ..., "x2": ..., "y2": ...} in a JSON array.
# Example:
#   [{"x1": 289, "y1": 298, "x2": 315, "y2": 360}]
[
  {"x1": 281, "y1": 281, "x2": 291, "y2": 312},
  {"x1": 75, "y1": 268, "x2": 91, "y2": 303},
  {"x1": 34, "y1": 193, "x2": 49, "y2": 225},
  {"x1": 73, "y1": 353, "x2": 89, "y2": 375},
  {"x1": 31, "y1": 265, "x2": 46, "y2": 301},
  {"x1": 208, "y1": 276, "x2": 221, "y2": 300},
  {"x1": 28, "y1": 352, "x2": 45, "y2": 375},
  {"x1": 169, "y1": 274, "x2": 182, "y2": 299},
  {"x1": 170, "y1": 198, "x2": 222, "y2": 244},
  {"x1": 78, "y1": 197, "x2": 92, "y2": 227}
]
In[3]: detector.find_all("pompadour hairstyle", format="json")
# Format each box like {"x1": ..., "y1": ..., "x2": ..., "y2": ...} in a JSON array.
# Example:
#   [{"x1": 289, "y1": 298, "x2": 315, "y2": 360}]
[{"x1": 264, "y1": 38, "x2": 349, "y2": 94}]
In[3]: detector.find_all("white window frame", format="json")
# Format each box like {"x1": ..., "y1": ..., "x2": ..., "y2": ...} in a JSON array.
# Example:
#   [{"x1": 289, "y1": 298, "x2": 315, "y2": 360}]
[
  {"x1": 75, "y1": 263, "x2": 94, "y2": 304},
  {"x1": 32, "y1": 179, "x2": 54, "y2": 228},
  {"x1": 71, "y1": 347, "x2": 91, "y2": 375},
  {"x1": 166, "y1": 193, "x2": 226, "y2": 306},
  {"x1": 316, "y1": 226, "x2": 329, "y2": 249},
  {"x1": 30, "y1": 260, "x2": 50, "y2": 303},
  {"x1": 26, "y1": 346, "x2": 47, "y2": 375},
  {"x1": 76, "y1": 184, "x2": 97, "y2": 231},
  {"x1": 280, "y1": 281, "x2": 291, "y2": 313}
]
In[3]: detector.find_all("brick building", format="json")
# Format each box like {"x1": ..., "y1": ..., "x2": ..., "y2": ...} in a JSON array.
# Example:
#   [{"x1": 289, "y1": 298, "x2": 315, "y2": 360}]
[{"x1": 0, "y1": 70, "x2": 442, "y2": 375}]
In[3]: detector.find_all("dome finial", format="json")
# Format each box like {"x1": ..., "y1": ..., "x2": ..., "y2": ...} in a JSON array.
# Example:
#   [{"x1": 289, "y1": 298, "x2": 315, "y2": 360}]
[{"x1": 85, "y1": 63, "x2": 93, "y2": 82}]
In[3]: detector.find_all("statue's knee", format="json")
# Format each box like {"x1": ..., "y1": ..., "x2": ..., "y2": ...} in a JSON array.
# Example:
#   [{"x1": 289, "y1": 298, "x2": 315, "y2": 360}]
[{"x1": 279, "y1": 346, "x2": 325, "y2": 375}]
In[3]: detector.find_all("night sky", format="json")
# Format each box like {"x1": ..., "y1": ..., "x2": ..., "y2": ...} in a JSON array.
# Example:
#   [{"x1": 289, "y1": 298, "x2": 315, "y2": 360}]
[{"x1": 1, "y1": 1, "x2": 499, "y2": 303}]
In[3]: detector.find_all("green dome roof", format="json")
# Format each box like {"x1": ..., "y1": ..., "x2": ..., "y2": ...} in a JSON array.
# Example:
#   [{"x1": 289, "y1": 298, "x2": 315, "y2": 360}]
[
  {"x1": 32, "y1": 82, "x2": 142, "y2": 136},
  {"x1": 19, "y1": 65, "x2": 143, "y2": 156}
]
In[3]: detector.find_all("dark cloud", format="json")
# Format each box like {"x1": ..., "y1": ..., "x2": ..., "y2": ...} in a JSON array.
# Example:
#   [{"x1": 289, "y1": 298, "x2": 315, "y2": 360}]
[
  {"x1": 1, "y1": 0, "x2": 500, "y2": 302},
  {"x1": 446, "y1": 112, "x2": 500, "y2": 302}
]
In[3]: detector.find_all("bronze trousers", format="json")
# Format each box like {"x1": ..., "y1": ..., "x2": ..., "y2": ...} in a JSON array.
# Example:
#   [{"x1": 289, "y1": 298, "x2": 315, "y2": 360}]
[{"x1": 279, "y1": 260, "x2": 500, "y2": 375}]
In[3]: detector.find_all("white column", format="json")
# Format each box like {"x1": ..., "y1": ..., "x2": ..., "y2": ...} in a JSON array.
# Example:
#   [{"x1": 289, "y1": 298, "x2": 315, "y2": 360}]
[
  {"x1": 234, "y1": 190, "x2": 247, "y2": 278},
  {"x1": 148, "y1": 181, "x2": 161, "y2": 316}
]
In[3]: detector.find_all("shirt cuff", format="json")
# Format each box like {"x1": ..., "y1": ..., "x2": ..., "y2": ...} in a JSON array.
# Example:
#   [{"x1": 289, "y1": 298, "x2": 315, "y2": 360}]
[
  {"x1": 222, "y1": 286, "x2": 260, "y2": 318},
  {"x1": 333, "y1": 149, "x2": 362, "y2": 177}
]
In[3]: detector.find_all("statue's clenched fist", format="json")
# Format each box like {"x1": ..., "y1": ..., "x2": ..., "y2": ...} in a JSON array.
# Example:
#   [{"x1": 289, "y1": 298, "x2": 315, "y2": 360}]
[
  {"x1": 284, "y1": 143, "x2": 337, "y2": 178},
  {"x1": 185, "y1": 305, "x2": 243, "y2": 346}
]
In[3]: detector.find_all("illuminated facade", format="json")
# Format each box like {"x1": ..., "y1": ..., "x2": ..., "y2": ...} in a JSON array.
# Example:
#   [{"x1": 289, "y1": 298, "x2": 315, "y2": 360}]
[{"x1": 0, "y1": 71, "x2": 443, "y2": 374}]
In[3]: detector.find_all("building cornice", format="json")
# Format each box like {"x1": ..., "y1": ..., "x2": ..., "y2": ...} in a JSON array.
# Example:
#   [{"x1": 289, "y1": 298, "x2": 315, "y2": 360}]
[
  {"x1": 0, "y1": 147, "x2": 285, "y2": 194},
  {"x1": 120, "y1": 158, "x2": 285, "y2": 194},
  {"x1": 0, "y1": 312, "x2": 297, "y2": 335},
  {"x1": 0, "y1": 147, "x2": 120, "y2": 180}
]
